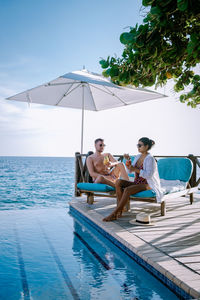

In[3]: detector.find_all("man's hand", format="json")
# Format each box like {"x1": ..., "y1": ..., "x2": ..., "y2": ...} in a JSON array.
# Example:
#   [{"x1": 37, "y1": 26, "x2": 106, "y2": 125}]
[
  {"x1": 110, "y1": 161, "x2": 119, "y2": 167},
  {"x1": 104, "y1": 160, "x2": 111, "y2": 167}
]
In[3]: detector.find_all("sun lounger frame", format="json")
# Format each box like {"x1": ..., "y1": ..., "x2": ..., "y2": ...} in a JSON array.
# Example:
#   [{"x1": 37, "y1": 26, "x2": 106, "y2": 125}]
[{"x1": 75, "y1": 152, "x2": 200, "y2": 216}]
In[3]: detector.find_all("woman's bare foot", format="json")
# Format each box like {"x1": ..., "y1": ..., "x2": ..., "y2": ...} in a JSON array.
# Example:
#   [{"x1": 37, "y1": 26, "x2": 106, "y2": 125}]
[
  {"x1": 117, "y1": 211, "x2": 123, "y2": 218},
  {"x1": 123, "y1": 206, "x2": 128, "y2": 212},
  {"x1": 103, "y1": 213, "x2": 117, "y2": 222}
]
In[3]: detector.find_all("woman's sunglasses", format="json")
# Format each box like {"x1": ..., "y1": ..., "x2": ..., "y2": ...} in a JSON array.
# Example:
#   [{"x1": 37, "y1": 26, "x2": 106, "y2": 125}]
[{"x1": 137, "y1": 144, "x2": 143, "y2": 148}]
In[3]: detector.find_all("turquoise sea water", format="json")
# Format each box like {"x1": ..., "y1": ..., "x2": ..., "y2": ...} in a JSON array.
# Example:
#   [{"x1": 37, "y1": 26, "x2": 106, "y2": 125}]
[{"x1": 0, "y1": 156, "x2": 74, "y2": 210}]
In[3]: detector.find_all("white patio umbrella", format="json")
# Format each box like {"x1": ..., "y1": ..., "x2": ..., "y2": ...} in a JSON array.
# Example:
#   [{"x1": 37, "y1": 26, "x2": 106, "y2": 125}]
[{"x1": 7, "y1": 69, "x2": 166, "y2": 153}]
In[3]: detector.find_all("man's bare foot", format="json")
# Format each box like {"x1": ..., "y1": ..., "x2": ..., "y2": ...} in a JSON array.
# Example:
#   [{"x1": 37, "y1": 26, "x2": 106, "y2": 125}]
[{"x1": 103, "y1": 213, "x2": 117, "y2": 222}]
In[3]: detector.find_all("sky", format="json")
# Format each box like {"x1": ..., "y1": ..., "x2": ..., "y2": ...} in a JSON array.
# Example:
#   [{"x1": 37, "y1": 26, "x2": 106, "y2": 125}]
[{"x1": 0, "y1": 0, "x2": 199, "y2": 157}]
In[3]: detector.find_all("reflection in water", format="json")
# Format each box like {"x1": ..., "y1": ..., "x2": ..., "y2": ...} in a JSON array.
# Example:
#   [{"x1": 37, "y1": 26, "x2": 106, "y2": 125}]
[
  {"x1": 72, "y1": 220, "x2": 109, "y2": 290},
  {"x1": 71, "y1": 217, "x2": 158, "y2": 300}
]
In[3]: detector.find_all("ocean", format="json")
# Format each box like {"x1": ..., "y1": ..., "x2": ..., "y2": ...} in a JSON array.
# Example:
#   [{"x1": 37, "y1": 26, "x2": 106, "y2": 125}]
[
  {"x1": 0, "y1": 156, "x2": 199, "y2": 211},
  {"x1": 0, "y1": 156, "x2": 74, "y2": 210}
]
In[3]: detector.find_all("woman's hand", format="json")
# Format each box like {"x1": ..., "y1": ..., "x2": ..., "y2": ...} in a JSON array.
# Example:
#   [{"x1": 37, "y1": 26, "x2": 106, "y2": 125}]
[
  {"x1": 125, "y1": 159, "x2": 131, "y2": 167},
  {"x1": 127, "y1": 165, "x2": 140, "y2": 173},
  {"x1": 132, "y1": 167, "x2": 140, "y2": 173},
  {"x1": 123, "y1": 153, "x2": 130, "y2": 160},
  {"x1": 126, "y1": 163, "x2": 132, "y2": 171}
]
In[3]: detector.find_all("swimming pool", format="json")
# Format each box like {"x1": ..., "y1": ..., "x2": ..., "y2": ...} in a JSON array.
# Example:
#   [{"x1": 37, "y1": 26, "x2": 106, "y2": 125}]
[{"x1": 0, "y1": 208, "x2": 179, "y2": 300}]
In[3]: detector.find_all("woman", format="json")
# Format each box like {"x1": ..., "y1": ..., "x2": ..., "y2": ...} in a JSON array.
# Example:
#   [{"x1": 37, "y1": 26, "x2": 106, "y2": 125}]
[{"x1": 103, "y1": 137, "x2": 163, "y2": 222}]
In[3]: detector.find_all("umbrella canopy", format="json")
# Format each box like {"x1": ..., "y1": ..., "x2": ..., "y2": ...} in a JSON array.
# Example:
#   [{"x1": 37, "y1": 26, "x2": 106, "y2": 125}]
[{"x1": 7, "y1": 69, "x2": 166, "y2": 153}]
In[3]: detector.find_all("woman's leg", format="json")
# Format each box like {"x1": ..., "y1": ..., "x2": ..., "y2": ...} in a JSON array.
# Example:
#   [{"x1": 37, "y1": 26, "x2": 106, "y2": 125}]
[
  {"x1": 115, "y1": 179, "x2": 135, "y2": 216},
  {"x1": 103, "y1": 183, "x2": 149, "y2": 221}
]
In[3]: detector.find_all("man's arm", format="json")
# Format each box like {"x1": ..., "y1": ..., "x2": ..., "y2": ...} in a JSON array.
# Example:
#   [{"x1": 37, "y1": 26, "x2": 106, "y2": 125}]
[
  {"x1": 108, "y1": 153, "x2": 117, "y2": 163},
  {"x1": 108, "y1": 153, "x2": 121, "y2": 167},
  {"x1": 86, "y1": 156, "x2": 100, "y2": 180}
]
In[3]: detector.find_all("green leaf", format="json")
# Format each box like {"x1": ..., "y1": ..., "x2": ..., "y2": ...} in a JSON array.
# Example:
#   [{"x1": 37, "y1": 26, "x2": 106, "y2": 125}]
[
  {"x1": 135, "y1": 39, "x2": 145, "y2": 48},
  {"x1": 177, "y1": 0, "x2": 188, "y2": 11},
  {"x1": 120, "y1": 32, "x2": 135, "y2": 45},
  {"x1": 152, "y1": 47, "x2": 157, "y2": 58},
  {"x1": 109, "y1": 66, "x2": 119, "y2": 77},
  {"x1": 193, "y1": 51, "x2": 198, "y2": 59},
  {"x1": 150, "y1": 6, "x2": 161, "y2": 16},
  {"x1": 143, "y1": 17, "x2": 149, "y2": 23},
  {"x1": 187, "y1": 42, "x2": 196, "y2": 55},
  {"x1": 102, "y1": 70, "x2": 110, "y2": 78},
  {"x1": 142, "y1": 0, "x2": 153, "y2": 6},
  {"x1": 193, "y1": 75, "x2": 200, "y2": 81},
  {"x1": 99, "y1": 59, "x2": 109, "y2": 69},
  {"x1": 190, "y1": 33, "x2": 198, "y2": 43},
  {"x1": 159, "y1": 0, "x2": 174, "y2": 7},
  {"x1": 110, "y1": 57, "x2": 116, "y2": 64}
]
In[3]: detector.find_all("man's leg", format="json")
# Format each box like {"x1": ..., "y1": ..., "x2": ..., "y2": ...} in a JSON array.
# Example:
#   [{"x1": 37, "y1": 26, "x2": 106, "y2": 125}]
[
  {"x1": 94, "y1": 175, "x2": 115, "y2": 188},
  {"x1": 112, "y1": 162, "x2": 129, "y2": 180},
  {"x1": 103, "y1": 183, "x2": 149, "y2": 221}
]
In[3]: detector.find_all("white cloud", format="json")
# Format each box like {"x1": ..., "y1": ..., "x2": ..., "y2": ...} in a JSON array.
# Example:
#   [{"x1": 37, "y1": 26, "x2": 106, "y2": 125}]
[{"x1": 0, "y1": 99, "x2": 23, "y2": 115}]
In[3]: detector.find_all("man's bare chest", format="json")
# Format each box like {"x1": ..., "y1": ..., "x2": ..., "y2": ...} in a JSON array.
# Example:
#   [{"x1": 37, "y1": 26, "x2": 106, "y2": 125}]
[{"x1": 93, "y1": 157, "x2": 104, "y2": 170}]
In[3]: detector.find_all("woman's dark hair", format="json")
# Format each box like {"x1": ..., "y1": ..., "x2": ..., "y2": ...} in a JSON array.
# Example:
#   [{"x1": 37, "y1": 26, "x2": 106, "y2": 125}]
[{"x1": 139, "y1": 137, "x2": 155, "y2": 150}]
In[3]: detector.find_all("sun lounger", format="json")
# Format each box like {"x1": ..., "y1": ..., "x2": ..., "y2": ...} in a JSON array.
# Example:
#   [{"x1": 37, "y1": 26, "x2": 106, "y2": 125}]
[{"x1": 76, "y1": 154, "x2": 199, "y2": 216}]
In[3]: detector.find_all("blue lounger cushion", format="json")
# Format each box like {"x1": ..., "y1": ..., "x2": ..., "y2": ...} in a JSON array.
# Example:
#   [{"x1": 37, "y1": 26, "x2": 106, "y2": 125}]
[
  {"x1": 157, "y1": 157, "x2": 192, "y2": 182},
  {"x1": 128, "y1": 173, "x2": 135, "y2": 178},
  {"x1": 131, "y1": 190, "x2": 156, "y2": 198},
  {"x1": 77, "y1": 182, "x2": 115, "y2": 192},
  {"x1": 78, "y1": 182, "x2": 155, "y2": 198}
]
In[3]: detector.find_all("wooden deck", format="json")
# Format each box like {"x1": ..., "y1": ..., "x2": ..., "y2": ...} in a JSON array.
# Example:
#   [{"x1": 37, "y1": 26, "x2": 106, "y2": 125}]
[{"x1": 69, "y1": 193, "x2": 200, "y2": 299}]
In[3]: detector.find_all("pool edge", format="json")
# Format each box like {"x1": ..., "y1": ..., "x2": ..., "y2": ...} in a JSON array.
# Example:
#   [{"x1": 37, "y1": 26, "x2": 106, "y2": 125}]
[{"x1": 69, "y1": 200, "x2": 198, "y2": 300}]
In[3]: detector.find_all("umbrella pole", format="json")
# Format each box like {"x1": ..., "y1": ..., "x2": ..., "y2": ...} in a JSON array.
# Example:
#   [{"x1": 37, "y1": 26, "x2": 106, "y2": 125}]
[{"x1": 81, "y1": 84, "x2": 84, "y2": 154}]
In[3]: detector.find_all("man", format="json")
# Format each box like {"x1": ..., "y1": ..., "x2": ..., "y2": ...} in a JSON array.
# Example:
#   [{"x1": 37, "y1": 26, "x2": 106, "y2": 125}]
[{"x1": 86, "y1": 138, "x2": 129, "y2": 187}]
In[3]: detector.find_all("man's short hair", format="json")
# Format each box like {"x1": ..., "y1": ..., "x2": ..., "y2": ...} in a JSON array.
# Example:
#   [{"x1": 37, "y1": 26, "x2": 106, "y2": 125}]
[{"x1": 95, "y1": 138, "x2": 104, "y2": 144}]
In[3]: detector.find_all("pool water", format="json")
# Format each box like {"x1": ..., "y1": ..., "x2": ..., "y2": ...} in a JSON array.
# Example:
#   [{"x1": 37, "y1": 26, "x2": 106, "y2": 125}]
[{"x1": 0, "y1": 208, "x2": 179, "y2": 300}]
